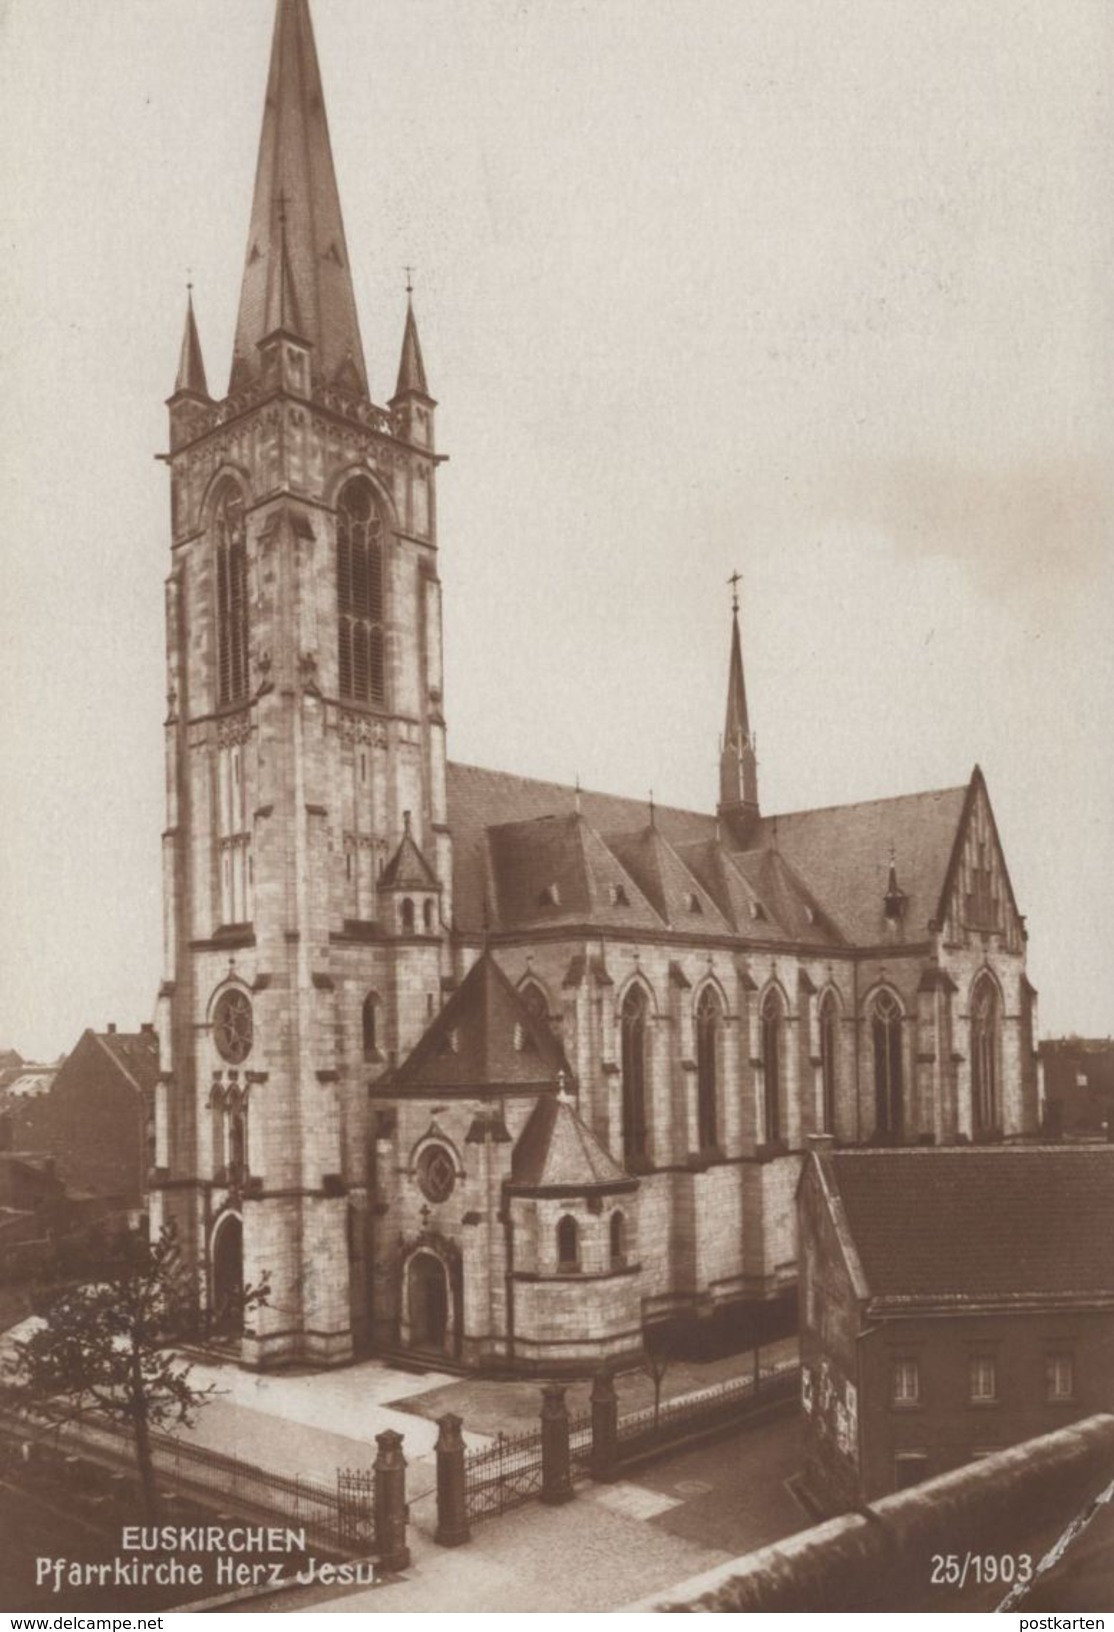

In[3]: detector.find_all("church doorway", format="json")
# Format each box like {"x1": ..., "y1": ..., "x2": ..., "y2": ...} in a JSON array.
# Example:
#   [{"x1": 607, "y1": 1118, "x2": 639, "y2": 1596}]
[
  {"x1": 407, "y1": 1252, "x2": 449, "y2": 1354},
  {"x1": 211, "y1": 1212, "x2": 244, "y2": 1333}
]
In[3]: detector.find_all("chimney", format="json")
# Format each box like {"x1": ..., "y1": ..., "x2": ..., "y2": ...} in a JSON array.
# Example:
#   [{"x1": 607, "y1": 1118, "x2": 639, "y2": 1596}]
[
  {"x1": 807, "y1": 1133, "x2": 835, "y2": 1154},
  {"x1": 140, "y1": 1023, "x2": 155, "y2": 1036},
  {"x1": 107, "y1": 1023, "x2": 117, "y2": 1035}
]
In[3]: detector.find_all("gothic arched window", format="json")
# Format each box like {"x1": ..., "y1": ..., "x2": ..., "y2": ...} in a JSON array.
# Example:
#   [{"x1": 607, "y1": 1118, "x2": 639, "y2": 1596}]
[
  {"x1": 872, "y1": 989, "x2": 904, "y2": 1141},
  {"x1": 401, "y1": 898, "x2": 415, "y2": 934},
  {"x1": 610, "y1": 1210, "x2": 626, "y2": 1268},
  {"x1": 695, "y1": 987, "x2": 721, "y2": 1151},
  {"x1": 557, "y1": 1215, "x2": 579, "y2": 1272},
  {"x1": 971, "y1": 976, "x2": 1001, "y2": 1136},
  {"x1": 761, "y1": 989, "x2": 784, "y2": 1144},
  {"x1": 337, "y1": 479, "x2": 385, "y2": 707},
  {"x1": 215, "y1": 484, "x2": 249, "y2": 707},
  {"x1": 362, "y1": 992, "x2": 380, "y2": 1060},
  {"x1": 819, "y1": 990, "x2": 839, "y2": 1135},
  {"x1": 620, "y1": 986, "x2": 649, "y2": 1164}
]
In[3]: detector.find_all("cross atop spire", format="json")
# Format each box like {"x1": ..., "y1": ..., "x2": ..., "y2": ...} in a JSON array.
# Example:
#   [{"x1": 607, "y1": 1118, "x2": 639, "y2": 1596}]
[
  {"x1": 231, "y1": 0, "x2": 367, "y2": 395},
  {"x1": 728, "y1": 569, "x2": 742, "y2": 614}
]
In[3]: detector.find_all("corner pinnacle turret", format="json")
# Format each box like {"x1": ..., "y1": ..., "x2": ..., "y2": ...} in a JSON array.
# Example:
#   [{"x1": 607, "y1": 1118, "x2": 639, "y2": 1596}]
[
  {"x1": 231, "y1": 0, "x2": 367, "y2": 396},
  {"x1": 173, "y1": 290, "x2": 209, "y2": 399},
  {"x1": 718, "y1": 574, "x2": 759, "y2": 841},
  {"x1": 392, "y1": 292, "x2": 431, "y2": 402}
]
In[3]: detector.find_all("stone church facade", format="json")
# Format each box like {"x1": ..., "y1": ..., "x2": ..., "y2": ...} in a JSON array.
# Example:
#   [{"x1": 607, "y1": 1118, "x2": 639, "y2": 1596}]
[{"x1": 150, "y1": 0, "x2": 1040, "y2": 1371}]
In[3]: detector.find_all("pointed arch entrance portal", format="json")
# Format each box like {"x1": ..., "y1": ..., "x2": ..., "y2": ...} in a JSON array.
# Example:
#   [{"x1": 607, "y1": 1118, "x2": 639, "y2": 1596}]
[
  {"x1": 211, "y1": 1212, "x2": 244, "y2": 1334},
  {"x1": 408, "y1": 1253, "x2": 448, "y2": 1352},
  {"x1": 400, "y1": 1239, "x2": 462, "y2": 1360}
]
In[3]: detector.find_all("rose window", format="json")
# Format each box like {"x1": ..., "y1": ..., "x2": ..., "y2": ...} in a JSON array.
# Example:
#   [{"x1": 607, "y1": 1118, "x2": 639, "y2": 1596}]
[
  {"x1": 417, "y1": 1144, "x2": 456, "y2": 1204},
  {"x1": 213, "y1": 988, "x2": 253, "y2": 1064}
]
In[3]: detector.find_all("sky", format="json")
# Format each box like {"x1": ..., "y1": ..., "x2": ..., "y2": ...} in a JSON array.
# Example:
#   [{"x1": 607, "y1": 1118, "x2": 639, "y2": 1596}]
[{"x1": 0, "y1": 0, "x2": 1111, "y2": 1058}]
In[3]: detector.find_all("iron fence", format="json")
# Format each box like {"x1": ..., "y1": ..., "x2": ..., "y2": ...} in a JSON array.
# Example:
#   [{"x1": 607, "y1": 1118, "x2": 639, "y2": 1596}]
[
  {"x1": 463, "y1": 1426, "x2": 545, "y2": 1522},
  {"x1": 616, "y1": 1359, "x2": 799, "y2": 1459},
  {"x1": 569, "y1": 1409, "x2": 594, "y2": 1478},
  {"x1": 1, "y1": 1404, "x2": 376, "y2": 1558}
]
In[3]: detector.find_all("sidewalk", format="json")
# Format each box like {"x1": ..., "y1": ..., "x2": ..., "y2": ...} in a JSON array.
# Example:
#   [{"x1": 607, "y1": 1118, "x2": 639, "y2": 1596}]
[{"x1": 168, "y1": 1339, "x2": 804, "y2": 1614}]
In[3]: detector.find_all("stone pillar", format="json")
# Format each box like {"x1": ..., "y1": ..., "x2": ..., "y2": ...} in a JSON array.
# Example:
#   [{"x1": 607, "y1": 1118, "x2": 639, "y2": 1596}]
[
  {"x1": 434, "y1": 1413, "x2": 470, "y2": 1547},
  {"x1": 374, "y1": 1429, "x2": 411, "y2": 1573},
  {"x1": 590, "y1": 1369, "x2": 619, "y2": 1483},
  {"x1": 540, "y1": 1383, "x2": 574, "y2": 1506}
]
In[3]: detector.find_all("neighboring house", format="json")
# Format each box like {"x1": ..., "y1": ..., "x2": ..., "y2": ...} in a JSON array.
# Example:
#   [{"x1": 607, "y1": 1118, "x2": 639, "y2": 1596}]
[
  {"x1": 152, "y1": 0, "x2": 1041, "y2": 1371},
  {"x1": 797, "y1": 1139, "x2": 1114, "y2": 1511},
  {"x1": 0, "y1": 1062, "x2": 59, "y2": 1149},
  {"x1": 1040, "y1": 1038, "x2": 1114, "y2": 1138},
  {"x1": 3, "y1": 1027, "x2": 157, "y2": 1213}
]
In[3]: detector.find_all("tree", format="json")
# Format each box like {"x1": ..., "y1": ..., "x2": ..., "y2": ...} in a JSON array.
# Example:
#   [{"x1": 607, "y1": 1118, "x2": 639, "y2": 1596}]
[
  {"x1": 641, "y1": 1327, "x2": 671, "y2": 1429},
  {"x1": 2, "y1": 1225, "x2": 268, "y2": 1519}
]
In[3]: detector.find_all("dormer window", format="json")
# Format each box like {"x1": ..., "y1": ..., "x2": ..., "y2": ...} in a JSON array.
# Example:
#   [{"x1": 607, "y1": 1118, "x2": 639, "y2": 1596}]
[
  {"x1": 610, "y1": 883, "x2": 630, "y2": 907},
  {"x1": 439, "y1": 1027, "x2": 459, "y2": 1056},
  {"x1": 539, "y1": 883, "x2": 561, "y2": 908},
  {"x1": 686, "y1": 892, "x2": 703, "y2": 914},
  {"x1": 750, "y1": 902, "x2": 767, "y2": 922}
]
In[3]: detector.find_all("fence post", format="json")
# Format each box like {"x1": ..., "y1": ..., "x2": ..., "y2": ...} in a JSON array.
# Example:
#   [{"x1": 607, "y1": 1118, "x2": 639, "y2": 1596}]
[
  {"x1": 590, "y1": 1368, "x2": 618, "y2": 1483},
  {"x1": 540, "y1": 1383, "x2": 574, "y2": 1505},
  {"x1": 374, "y1": 1430, "x2": 411, "y2": 1573},
  {"x1": 434, "y1": 1413, "x2": 470, "y2": 1547}
]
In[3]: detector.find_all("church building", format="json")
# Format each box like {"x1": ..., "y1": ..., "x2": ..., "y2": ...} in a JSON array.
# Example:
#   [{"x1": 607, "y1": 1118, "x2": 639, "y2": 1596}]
[{"x1": 150, "y1": 0, "x2": 1040, "y2": 1371}]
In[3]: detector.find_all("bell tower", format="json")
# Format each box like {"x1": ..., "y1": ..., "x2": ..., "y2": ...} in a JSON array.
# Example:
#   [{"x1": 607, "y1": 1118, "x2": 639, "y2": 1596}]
[{"x1": 151, "y1": 0, "x2": 450, "y2": 1367}]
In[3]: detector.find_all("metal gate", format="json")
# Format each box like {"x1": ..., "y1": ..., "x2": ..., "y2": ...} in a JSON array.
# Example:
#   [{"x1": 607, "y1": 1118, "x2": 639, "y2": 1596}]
[{"x1": 336, "y1": 1466, "x2": 376, "y2": 1554}]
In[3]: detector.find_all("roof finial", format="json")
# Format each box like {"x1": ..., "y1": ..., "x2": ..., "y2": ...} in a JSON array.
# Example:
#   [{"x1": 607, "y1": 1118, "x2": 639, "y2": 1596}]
[
  {"x1": 574, "y1": 774, "x2": 582, "y2": 816},
  {"x1": 404, "y1": 264, "x2": 415, "y2": 297},
  {"x1": 728, "y1": 568, "x2": 742, "y2": 616},
  {"x1": 649, "y1": 789, "x2": 656, "y2": 829}
]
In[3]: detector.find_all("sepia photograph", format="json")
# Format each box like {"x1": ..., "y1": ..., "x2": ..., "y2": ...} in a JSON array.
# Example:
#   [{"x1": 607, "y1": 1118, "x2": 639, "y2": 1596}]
[{"x1": 1, "y1": 0, "x2": 1112, "y2": 1619}]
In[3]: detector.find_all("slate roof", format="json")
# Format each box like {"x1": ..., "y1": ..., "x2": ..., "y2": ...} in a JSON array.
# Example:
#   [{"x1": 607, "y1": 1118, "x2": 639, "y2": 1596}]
[
  {"x1": 511, "y1": 1094, "x2": 631, "y2": 1191},
  {"x1": 91, "y1": 1030, "x2": 159, "y2": 1095},
  {"x1": 384, "y1": 951, "x2": 573, "y2": 1096},
  {"x1": 231, "y1": 0, "x2": 368, "y2": 394},
  {"x1": 827, "y1": 1147, "x2": 1114, "y2": 1309},
  {"x1": 755, "y1": 785, "x2": 968, "y2": 944},
  {"x1": 380, "y1": 828, "x2": 439, "y2": 890},
  {"x1": 446, "y1": 760, "x2": 970, "y2": 949}
]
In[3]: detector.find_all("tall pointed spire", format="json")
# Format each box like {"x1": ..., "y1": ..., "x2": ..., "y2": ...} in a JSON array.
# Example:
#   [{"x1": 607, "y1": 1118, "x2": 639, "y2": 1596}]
[
  {"x1": 231, "y1": 0, "x2": 367, "y2": 395},
  {"x1": 718, "y1": 573, "x2": 759, "y2": 839},
  {"x1": 393, "y1": 292, "x2": 430, "y2": 400},
  {"x1": 174, "y1": 289, "x2": 209, "y2": 398}
]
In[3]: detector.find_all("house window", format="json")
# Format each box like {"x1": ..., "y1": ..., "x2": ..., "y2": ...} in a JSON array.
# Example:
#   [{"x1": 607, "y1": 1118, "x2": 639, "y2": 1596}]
[
  {"x1": 872, "y1": 989, "x2": 904, "y2": 1140},
  {"x1": 609, "y1": 1211, "x2": 625, "y2": 1269},
  {"x1": 1046, "y1": 1354, "x2": 1074, "y2": 1402},
  {"x1": 423, "y1": 898, "x2": 435, "y2": 933},
  {"x1": 215, "y1": 484, "x2": 249, "y2": 708},
  {"x1": 819, "y1": 990, "x2": 838, "y2": 1134},
  {"x1": 761, "y1": 989, "x2": 784, "y2": 1144},
  {"x1": 557, "y1": 1215, "x2": 579, "y2": 1272},
  {"x1": 695, "y1": 986, "x2": 721, "y2": 1150},
  {"x1": 970, "y1": 1356, "x2": 997, "y2": 1403},
  {"x1": 337, "y1": 479, "x2": 385, "y2": 707},
  {"x1": 362, "y1": 992, "x2": 380, "y2": 1060},
  {"x1": 620, "y1": 986, "x2": 649, "y2": 1163},
  {"x1": 970, "y1": 976, "x2": 1001, "y2": 1136},
  {"x1": 892, "y1": 1357, "x2": 920, "y2": 1405},
  {"x1": 401, "y1": 898, "x2": 415, "y2": 933}
]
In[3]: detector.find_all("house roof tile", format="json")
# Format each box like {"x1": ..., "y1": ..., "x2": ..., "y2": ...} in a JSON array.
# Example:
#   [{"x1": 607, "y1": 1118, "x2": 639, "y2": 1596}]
[{"x1": 828, "y1": 1146, "x2": 1114, "y2": 1307}]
